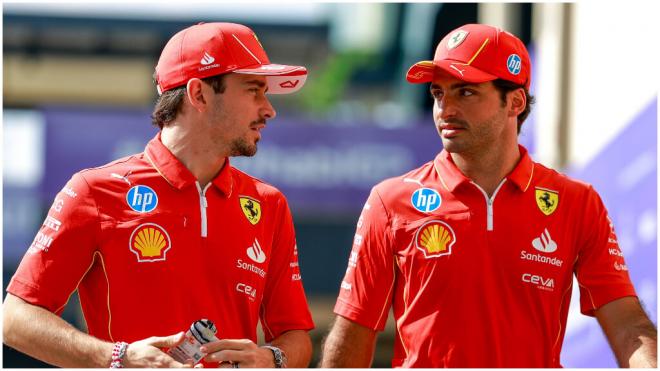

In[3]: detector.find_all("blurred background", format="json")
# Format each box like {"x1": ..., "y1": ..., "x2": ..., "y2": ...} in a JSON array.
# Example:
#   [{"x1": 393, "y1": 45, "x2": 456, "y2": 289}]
[{"x1": 2, "y1": 1, "x2": 657, "y2": 367}]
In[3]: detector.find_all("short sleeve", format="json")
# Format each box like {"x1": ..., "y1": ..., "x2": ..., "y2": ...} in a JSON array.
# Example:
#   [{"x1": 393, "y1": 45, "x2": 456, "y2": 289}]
[
  {"x1": 259, "y1": 194, "x2": 314, "y2": 341},
  {"x1": 334, "y1": 187, "x2": 395, "y2": 331},
  {"x1": 7, "y1": 173, "x2": 100, "y2": 314},
  {"x1": 575, "y1": 186, "x2": 637, "y2": 316}
]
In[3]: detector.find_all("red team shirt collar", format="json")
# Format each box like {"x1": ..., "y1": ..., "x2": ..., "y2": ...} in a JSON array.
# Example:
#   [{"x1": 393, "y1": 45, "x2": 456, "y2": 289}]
[
  {"x1": 144, "y1": 133, "x2": 233, "y2": 196},
  {"x1": 506, "y1": 145, "x2": 535, "y2": 191},
  {"x1": 434, "y1": 145, "x2": 534, "y2": 192}
]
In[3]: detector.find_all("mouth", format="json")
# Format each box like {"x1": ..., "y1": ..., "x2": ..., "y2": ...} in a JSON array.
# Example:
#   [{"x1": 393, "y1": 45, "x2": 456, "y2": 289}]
[
  {"x1": 250, "y1": 120, "x2": 267, "y2": 131},
  {"x1": 250, "y1": 123, "x2": 266, "y2": 135},
  {"x1": 438, "y1": 123, "x2": 466, "y2": 138}
]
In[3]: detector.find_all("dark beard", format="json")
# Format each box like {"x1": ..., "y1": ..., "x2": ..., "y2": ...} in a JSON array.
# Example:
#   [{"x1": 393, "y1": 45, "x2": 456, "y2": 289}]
[{"x1": 229, "y1": 137, "x2": 257, "y2": 157}]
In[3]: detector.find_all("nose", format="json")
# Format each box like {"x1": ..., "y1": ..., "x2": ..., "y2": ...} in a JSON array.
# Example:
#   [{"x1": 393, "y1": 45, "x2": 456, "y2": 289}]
[
  {"x1": 435, "y1": 95, "x2": 458, "y2": 122},
  {"x1": 261, "y1": 96, "x2": 277, "y2": 120}
]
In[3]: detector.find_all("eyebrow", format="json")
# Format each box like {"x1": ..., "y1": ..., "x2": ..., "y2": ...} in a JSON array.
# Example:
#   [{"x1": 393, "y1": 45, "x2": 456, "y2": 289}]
[
  {"x1": 430, "y1": 82, "x2": 479, "y2": 90},
  {"x1": 244, "y1": 79, "x2": 267, "y2": 88}
]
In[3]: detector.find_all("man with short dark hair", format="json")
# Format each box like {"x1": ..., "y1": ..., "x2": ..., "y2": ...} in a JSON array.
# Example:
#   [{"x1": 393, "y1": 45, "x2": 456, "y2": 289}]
[
  {"x1": 4, "y1": 22, "x2": 313, "y2": 368},
  {"x1": 320, "y1": 23, "x2": 657, "y2": 368}
]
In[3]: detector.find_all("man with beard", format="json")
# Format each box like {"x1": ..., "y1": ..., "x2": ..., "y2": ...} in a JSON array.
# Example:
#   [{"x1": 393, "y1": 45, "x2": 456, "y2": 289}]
[
  {"x1": 320, "y1": 23, "x2": 656, "y2": 367},
  {"x1": 4, "y1": 22, "x2": 313, "y2": 368}
]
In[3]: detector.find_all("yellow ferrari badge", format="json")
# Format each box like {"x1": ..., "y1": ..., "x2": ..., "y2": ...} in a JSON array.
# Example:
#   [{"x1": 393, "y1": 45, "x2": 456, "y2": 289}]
[
  {"x1": 535, "y1": 187, "x2": 559, "y2": 216},
  {"x1": 239, "y1": 196, "x2": 261, "y2": 225}
]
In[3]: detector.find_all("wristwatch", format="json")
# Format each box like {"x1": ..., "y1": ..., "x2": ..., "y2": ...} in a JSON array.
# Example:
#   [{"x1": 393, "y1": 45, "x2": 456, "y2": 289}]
[{"x1": 262, "y1": 345, "x2": 287, "y2": 368}]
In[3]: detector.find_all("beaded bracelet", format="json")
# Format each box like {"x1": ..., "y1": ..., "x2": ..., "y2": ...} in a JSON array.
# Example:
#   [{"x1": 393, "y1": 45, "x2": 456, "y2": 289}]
[{"x1": 109, "y1": 341, "x2": 129, "y2": 368}]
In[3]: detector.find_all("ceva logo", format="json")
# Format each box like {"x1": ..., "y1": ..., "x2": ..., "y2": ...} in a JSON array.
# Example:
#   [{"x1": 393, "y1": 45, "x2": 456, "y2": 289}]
[
  {"x1": 522, "y1": 273, "x2": 554, "y2": 290},
  {"x1": 236, "y1": 283, "x2": 257, "y2": 300}
]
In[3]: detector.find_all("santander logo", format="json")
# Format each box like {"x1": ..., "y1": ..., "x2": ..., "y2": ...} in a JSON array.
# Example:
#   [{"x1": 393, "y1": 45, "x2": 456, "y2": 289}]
[
  {"x1": 247, "y1": 238, "x2": 266, "y2": 263},
  {"x1": 201, "y1": 52, "x2": 215, "y2": 65},
  {"x1": 532, "y1": 228, "x2": 557, "y2": 253}
]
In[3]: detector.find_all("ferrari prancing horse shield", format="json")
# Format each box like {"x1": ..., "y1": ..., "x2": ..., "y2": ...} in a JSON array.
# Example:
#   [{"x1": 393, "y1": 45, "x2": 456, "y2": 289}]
[
  {"x1": 239, "y1": 196, "x2": 261, "y2": 225},
  {"x1": 535, "y1": 187, "x2": 559, "y2": 216}
]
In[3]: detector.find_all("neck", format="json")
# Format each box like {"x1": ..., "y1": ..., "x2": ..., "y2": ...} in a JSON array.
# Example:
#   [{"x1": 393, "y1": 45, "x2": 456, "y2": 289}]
[
  {"x1": 160, "y1": 125, "x2": 227, "y2": 188},
  {"x1": 450, "y1": 143, "x2": 521, "y2": 197}
]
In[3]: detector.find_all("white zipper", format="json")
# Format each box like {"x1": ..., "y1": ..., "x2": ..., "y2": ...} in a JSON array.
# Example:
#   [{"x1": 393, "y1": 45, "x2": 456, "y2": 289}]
[
  {"x1": 195, "y1": 182, "x2": 212, "y2": 238},
  {"x1": 471, "y1": 179, "x2": 507, "y2": 231}
]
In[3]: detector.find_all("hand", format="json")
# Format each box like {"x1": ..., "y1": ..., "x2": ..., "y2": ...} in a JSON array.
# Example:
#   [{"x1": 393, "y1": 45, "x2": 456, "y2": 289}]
[
  {"x1": 201, "y1": 339, "x2": 274, "y2": 368},
  {"x1": 123, "y1": 332, "x2": 194, "y2": 368}
]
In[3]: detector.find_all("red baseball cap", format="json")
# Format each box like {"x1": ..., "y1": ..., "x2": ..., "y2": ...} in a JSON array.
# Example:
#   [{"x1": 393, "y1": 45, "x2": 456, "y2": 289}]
[
  {"x1": 155, "y1": 22, "x2": 307, "y2": 95},
  {"x1": 406, "y1": 24, "x2": 531, "y2": 89}
]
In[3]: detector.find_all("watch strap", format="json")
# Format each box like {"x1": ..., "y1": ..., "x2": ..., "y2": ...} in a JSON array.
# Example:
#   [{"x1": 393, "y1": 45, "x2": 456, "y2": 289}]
[{"x1": 262, "y1": 345, "x2": 287, "y2": 368}]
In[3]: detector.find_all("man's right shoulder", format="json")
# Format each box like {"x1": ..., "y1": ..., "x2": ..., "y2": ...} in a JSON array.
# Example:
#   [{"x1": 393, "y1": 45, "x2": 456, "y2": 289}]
[
  {"x1": 371, "y1": 159, "x2": 435, "y2": 204},
  {"x1": 74, "y1": 152, "x2": 148, "y2": 186}
]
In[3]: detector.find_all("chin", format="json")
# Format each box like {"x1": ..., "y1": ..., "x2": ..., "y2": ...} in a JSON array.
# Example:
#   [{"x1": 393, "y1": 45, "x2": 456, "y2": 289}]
[
  {"x1": 238, "y1": 147, "x2": 257, "y2": 157},
  {"x1": 229, "y1": 139, "x2": 258, "y2": 157},
  {"x1": 441, "y1": 139, "x2": 466, "y2": 154}
]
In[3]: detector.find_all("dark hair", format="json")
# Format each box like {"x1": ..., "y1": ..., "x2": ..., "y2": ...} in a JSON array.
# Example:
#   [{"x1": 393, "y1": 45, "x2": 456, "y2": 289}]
[
  {"x1": 151, "y1": 74, "x2": 228, "y2": 129},
  {"x1": 491, "y1": 79, "x2": 535, "y2": 133}
]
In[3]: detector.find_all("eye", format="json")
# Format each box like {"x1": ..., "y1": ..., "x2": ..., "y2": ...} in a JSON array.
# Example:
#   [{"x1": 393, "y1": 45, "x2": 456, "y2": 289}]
[
  {"x1": 430, "y1": 90, "x2": 443, "y2": 99},
  {"x1": 460, "y1": 89, "x2": 475, "y2": 97}
]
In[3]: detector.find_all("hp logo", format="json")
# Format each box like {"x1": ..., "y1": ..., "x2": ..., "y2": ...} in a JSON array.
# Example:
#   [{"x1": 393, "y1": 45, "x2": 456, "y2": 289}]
[
  {"x1": 126, "y1": 185, "x2": 158, "y2": 213},
  {"x1": 506, "y1": 54, "x2": 522, "y2": 75},
  {"x1": 411, "y1": 188, "x2": 442, "y2": 213}
]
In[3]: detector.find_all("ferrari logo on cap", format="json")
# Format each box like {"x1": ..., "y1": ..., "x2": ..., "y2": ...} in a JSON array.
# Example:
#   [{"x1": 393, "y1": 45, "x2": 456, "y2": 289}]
[
  {"x1": 129, "y1": 223, "x2": 171, "y2": 262},
  {"x1": 240, "y1": 196, "x2": 261, "y2": 225},
  {"x1": 415, "y1": 220, "x2": 456, "y2": 259},
  {"x1": 447, "y1": 30, "x2": 469, "y2": 50},
  {"x1": 535, "y1": 187, "x2": 559, "y2": 216}
]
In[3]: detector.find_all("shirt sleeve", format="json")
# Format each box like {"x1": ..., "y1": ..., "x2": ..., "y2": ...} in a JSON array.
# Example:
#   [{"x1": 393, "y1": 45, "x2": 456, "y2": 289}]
[
  {"x1": 259, "y1": 193, "x2": 314, "y2": 342},
  {"x1": 575, "y1": 186, "x2": 637, "y2": 316},
  {"x1": 6, "y1": 173, "x2": 100, "y2": 315},
  {"x1": 334, "y1": 187, "x2": 395, "y2": 331}
]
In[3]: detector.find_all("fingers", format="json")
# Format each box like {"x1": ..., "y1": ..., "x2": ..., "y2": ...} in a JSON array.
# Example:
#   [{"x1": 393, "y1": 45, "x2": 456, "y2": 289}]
[
  {"x1": 201, "y1": 339, "x2": 256, "y2": 354},
  {"x1": 202, "y1": 342, "x2": 274, "y2": 368},
  {"x1": 201, "y1": 339, "x2": 260, "y2": 366},
  {"x1": 204, "y1": 349, "x2": 254, "y2": 364},
  {"x1": 126, "y1": 333, "x2": 190, "y2": 368},
  {"x1": 144, "y1": 331, "x2": 186, "y2": 348},
  {"x1": 123, "y1": 343, "x2": 187, "y2": 368}
]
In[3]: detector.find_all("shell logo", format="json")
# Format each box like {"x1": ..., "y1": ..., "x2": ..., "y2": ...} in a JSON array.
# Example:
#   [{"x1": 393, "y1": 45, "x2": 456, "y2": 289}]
[
  {"x1": 129, "y1": 223, "x2": 172, "y2": 262},
  {"x1": 415, "y1": 220, "x2": 457, "y2": 258}
]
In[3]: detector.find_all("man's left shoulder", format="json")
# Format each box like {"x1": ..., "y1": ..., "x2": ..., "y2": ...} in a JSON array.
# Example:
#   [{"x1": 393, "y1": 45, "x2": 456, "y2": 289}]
[
  {"x1": 532, "y1": 161, "x2": 594, "y2": 195},
  {"x1": 231, "y1": 166, "x2": 287, "y2": 202}
]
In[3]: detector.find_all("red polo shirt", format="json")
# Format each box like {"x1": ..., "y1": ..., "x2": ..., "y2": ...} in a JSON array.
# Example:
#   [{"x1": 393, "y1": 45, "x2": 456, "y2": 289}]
[
  {"x1": 8, "y1": 134, "x2": 314, "y2": 346},
  {"x1": 334, "y1": 145, "x2": 635, "y2": 367}
]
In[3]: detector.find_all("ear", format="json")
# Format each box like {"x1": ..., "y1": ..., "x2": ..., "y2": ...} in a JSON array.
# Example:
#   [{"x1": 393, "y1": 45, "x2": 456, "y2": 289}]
[
  {"x1": 185, "y1": 78, "x2": 207, "y2": 113},
  {"x1": 509, "y1": 88, "x2": 526, "y2": 118}
]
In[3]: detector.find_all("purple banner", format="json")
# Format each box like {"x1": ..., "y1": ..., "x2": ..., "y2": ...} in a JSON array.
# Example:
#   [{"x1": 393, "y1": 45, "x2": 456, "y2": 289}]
[
  {"x1": 42, "y1": 106, "x2": 158, "y2": 198},
  {"x1": 41, "y1": 106, "x2": 449, "y2": 216},
  {"x1": 232, "y1": 124, "x2": 442, "y2": 215}
]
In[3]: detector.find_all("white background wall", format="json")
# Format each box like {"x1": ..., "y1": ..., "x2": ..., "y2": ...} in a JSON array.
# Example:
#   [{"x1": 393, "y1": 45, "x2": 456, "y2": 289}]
[{"x1": 570, "y1": 1, "x2": 659, "y2": 168}]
